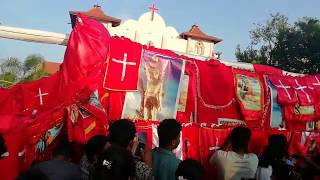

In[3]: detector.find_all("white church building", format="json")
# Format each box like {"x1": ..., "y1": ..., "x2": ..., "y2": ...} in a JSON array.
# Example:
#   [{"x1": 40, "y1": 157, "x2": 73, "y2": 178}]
[{"x1": 70, "y1": 5, "x2": 222, "y2": 59}]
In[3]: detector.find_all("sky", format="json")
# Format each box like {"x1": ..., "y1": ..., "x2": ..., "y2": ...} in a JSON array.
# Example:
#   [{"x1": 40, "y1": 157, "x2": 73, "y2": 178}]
[{"x1": 0, "y1": 0, "x2": 319, "y2": 62}]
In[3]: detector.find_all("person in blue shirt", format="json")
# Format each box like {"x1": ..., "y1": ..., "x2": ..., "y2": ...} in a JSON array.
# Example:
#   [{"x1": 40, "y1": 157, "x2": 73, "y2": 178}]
[{"x1": 152, "y1": 119, "x2": 182, "y2": 180}]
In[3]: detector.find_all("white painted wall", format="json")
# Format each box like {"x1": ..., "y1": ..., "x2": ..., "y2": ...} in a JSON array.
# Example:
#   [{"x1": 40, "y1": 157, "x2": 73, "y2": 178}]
[{"x1": 106, "y1": 11, "x2": 215, "y2": 59}]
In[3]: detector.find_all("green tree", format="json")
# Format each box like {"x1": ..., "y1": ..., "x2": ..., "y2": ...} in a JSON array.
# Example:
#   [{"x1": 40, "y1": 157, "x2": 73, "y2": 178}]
[
  {"x1": 236, "y1": 13, "x2": 320, "y2": 74},
  {"x1": 0, "y1": 54, "x2": 48, "y2": 87},
  {"x1": 21, "y1": 54, "x2": 47, "y2": 82},
  {"x1": 273, "y1": 17, "x2": 320, "y2": 74},
  {"x1": 0, "y1": 57, "x2": 22, "y2": 87}
]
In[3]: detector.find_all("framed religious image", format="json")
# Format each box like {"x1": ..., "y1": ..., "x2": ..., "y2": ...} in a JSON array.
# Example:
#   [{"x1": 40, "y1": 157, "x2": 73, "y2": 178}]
[
  {"x1": 122, "y1": 50, "x2": 185, "y2": 121},
  {"x1": 267, "y1": 80, "x2": 285, "y2": 128},
  {"x1": 235, "y1": 74, "x2": 262, "y2": 111},
  {"x1": 177, "y1": 75, "x2": 189, "y2": 112}
]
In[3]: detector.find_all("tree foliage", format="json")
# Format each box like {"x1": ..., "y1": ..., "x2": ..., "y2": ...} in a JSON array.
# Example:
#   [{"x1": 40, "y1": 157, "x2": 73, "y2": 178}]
[
  {"x1": 0, "y1": 54, "x2": 47, "y2": 87},
  {"x1": 236, "y1": 13, "x2": 320, "y2": 74}
]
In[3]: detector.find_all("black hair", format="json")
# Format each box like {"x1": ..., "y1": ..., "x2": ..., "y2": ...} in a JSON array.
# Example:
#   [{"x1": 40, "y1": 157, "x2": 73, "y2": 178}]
[
  {"x1": 0, "y1": 133, "x2": 7, "y2": 156},
  {"x1": 52, "y1": 142, "x2": 72, "y2": 159},
  {"x1": 157, "y1": 119, "x2": 182, "y2": 148},
  {"x1": 268, "y1": 134, "x2": 287, "y2": 150},
  {"x1": 93, "y1": 145, "x2": 135, "y2": 180},
  {"x1": 259, "y1": 134, "x2": 288, "y2": 167},
  {"x1": 108, "y1": 119, "x2": 136, "y2": 148},
  {"x1": 16, "y1": 169, "x2": 49, "y2": 180},
  {"x1": 230, "y1": 126, "x2": 251, "y2": 153},
  {"x1": 85, "y1": 135, "x2": 108, "y2": 163},
  {"x1": 175, "y1": 159, "x2": 204, "y2": 180}
]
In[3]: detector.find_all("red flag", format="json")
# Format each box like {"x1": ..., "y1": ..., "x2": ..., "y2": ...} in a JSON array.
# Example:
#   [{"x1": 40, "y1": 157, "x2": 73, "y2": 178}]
[
  {"x1": 59, "y1": 13, "x2": 111, "y2": 104},
  {"x1": 60, "y1": 14, "x2": 110, "y2": 85},
  {"x1": 268, "y1": 75, "x2": 298, "y2": 105},
  {"x1": 253, "y1": 64, "x2": 283, "y2": 75},
  {"x1": 289, "y1": 77, "x2": 315, "y2": 106},
  {"x1": 103, "y1": 37, "x2": 142, "y2": 91},
  {"x1": 21, "y1": 73, "x2": 60, "y2": 115},
  {"x1": 0, "y1": 86, "x2": 24, "y2": 115},
  {"x1": 181, "y1": 125, "x2": 200, "y2": 161},
  {"x1": 195, "y1": 60, "x2": 241, "y2": 124}
]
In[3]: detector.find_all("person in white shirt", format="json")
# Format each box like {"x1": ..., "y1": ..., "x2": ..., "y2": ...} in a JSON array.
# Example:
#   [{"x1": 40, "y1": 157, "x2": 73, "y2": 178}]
[{"x1": 209, "y1": 126, "x2": 258, "y2": 180}]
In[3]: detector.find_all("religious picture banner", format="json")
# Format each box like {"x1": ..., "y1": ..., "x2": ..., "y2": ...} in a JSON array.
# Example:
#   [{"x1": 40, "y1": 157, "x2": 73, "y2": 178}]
[
  {"x1": 234, "y1": 69, "x2": 263, "y2": 121},
  {"x1": 103, "y1": 37, "x2": 142, "y2": 91},
  {"x1": 122, "y1": 50, "x2": 184, "y2": 121},
  {"x1": 283, "y1": 105, "x2": 315, "y2": 122},
  {"x1": 177, "y1": 75, "x2": 189, "y2": 112},
  {"x1": 267, "y1": 80, "x2": 284, "y2": 128}
]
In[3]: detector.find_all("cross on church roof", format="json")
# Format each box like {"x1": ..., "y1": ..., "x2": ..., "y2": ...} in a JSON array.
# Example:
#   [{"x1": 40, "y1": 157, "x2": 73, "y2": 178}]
[
  {"x1": 94, "y1": 4, "x2": 101, "y2": 8},
  {"x1": 148, "y1": 4, "x2": 158, "y2": 21}
]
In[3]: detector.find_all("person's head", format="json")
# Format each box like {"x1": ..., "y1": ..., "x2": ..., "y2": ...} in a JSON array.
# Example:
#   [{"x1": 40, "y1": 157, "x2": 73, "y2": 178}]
[
  {"x1": 230, "y1": 126, "x2": 251, "y2": 153},
  {"x1": 85, "y1": 135, "x2": 108, "y2": 163},
  {"x1": 175, "y1": 159, "x2": 204, "y2": 180},
  {"x1": 16, "y1": 169, "x2": 49, "y2": 180},
  {"x1": 0, "y1": 133, "x2": 7, "y2": 159},
  {"x1": 94, "y1": 145, "x2": 135, "y2": 180},
  {"x1": 52, "y1": 143, "x2": 72, "y2": 161},
  {"x1": 268, "y1": 134, "x2": 287, "y2": 149},
  {"x1": 108, "y1": 119, "x2": 136, "y2": 148},
  {"x1": 266, "y1": 134, "x2": 288, "y2": 158},
  {"x1": 158, "y1": 119, "x2": 182, "y2": 150},
  {"x1": 259, "y1": 134, "x2": 288, "y2": 167}
]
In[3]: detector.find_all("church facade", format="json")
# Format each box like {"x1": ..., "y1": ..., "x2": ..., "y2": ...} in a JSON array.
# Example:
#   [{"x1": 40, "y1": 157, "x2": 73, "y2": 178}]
[{"x1": 70, "y1": 5, "x2": 222, "y2": 59}]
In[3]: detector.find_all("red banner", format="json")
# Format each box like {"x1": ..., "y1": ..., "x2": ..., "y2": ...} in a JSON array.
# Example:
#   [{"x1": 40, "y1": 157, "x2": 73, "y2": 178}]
[{"x1": 103, "y1": 37, "x2": 142, "y2": 91}]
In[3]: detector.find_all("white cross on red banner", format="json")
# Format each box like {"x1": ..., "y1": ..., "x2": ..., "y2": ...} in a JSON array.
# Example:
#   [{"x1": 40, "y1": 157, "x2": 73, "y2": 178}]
[
  {"x1": 36, "y1": 88, "x2": 48, "y2": 105},
  {"x1": 103, "y1": 37, "x2": 142, "y2": 91},
  {"x1": 313, "y1": 76, "x2": 320, "y2": 86},
  {"x1": 112, "y1": 53, "x2": 137, "y2": 81},
  {"x1": 293, "y1": 79, "x2": 311, "y2": 103},
  {"x1": 275, "y1": 80, "x2": 292, "y2": 100}
]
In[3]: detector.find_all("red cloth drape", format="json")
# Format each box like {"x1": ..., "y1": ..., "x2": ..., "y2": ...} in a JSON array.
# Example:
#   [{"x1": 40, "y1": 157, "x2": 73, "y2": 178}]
[
  {"x1": 195, "y1": 60, "x2": 241, "y2": 124},
  {"x1": 0, "y1": 128, "x2": 26, "y2": 180},
  {"x1": 181, "y1": 125, "x2": 200, "y2": 161}
]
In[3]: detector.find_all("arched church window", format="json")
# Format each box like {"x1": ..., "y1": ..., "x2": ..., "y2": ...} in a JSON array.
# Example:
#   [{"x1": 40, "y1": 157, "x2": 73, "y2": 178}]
[{"x1": 195, "y1": 41, "x2": 204, "y2": 55}]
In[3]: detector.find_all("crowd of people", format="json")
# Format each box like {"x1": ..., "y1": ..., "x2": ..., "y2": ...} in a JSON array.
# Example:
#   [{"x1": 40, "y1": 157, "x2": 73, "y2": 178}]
[{"x1": 2, "y1": 119, "x2": 319, "y2": 180}]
